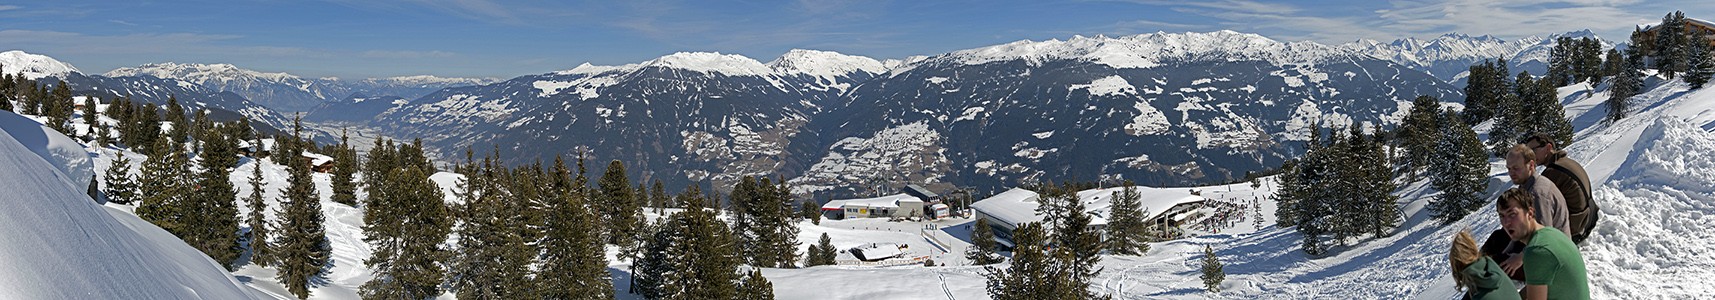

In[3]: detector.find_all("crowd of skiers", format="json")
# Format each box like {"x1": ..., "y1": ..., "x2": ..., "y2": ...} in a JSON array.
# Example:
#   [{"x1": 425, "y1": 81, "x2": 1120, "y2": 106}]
[{"x1": 1449, "y1": 133, "x2": 1598, "y2": 300}]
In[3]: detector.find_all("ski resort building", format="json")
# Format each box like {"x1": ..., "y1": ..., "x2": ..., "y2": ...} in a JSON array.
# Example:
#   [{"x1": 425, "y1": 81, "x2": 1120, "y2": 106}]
[
  {"x1": 820, "y1": 193, "x2": 927, "y2": 219},
  {"x1": 970, "y1": 186, "x2": 1207, "y2": 247},
  {"x1": 300, "y1": 151, "x2": 335, "y2": 173},
  {"x1": 1636, "y1": 16, "x2": 1715, "y2": 51},
  {"x1": 238, "y1": 139, "x2": 276, "y2": 158}
]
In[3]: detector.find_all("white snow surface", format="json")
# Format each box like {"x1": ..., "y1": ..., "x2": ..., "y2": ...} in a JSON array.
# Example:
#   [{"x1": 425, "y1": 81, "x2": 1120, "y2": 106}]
[
  {"x1": 643, "y1": 52, "x2": 776, "y2": 77},
  {"x1": 767, "y1": 49, "x2": 886, "y2": 79},
  {"x1": 0, "y1": 50, "x2": 81, "y2": 79},
  {"x1": 0, "y1": 112, "x2": 262, "y2": 299},
  {"x1": 0, "y1": 111, "x2": 93, "y2": 192}
]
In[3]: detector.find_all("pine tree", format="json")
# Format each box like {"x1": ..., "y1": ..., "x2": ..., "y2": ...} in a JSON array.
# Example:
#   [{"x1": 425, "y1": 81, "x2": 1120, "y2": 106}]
[
  {"x1": 800, "y1": 200, "x2": 821, "y2": 225},
  {"x1": 1655, "y1": 11, "x2": 1689, "y2": 79},
  {"x1": 1103, "y1": 181, "x2": 1149, "y2": 255},
  {"x1": 1610, "y1": 48, "x2": 1646, "y2": 123},
  {"x1": 275, "y1": 118, "x2": 329, "y2": 300},
  {"x1": 765, "y1": 178, "x2": 801, "y2": 268},
  {"x1": 81, "y1": 95, "x2": 97, "y2": 137},
  {"x1": 1400, "y1": 95, "x2": 1444, "y2": 176},
  {"x1": 329, "y1": 131, "x2": 357, "y2": 206},
  {"x1": 1686, "y1": 37, "x2": 1713, "y2": 89},
  {"x1": 45, "y1": 81, "x2": 74, "y2": 134},
  {"x1": 186, "y1": 123, "x2": 242, "y2": 270},
  {"x1": 245, "y1": 159, "x2": 272, "y2": 267},
  {"x1": 1461, "y1": 60, "x2": 1498, "y2": 125},
  {"x1": 1577, "y1": 38, "x2": 1605, "y2": 84},
  {"x1": 984, "y1": 223, "x2": 1056, "y2": 300},
  {"x1": 650, "y1": 179, "x2": 669, "y2": 215},
  {"x1": 1488, "y1": 71, "x2": 1530, "y2": 156},
  {"x1": 729, "y1": 176, "x2": 760, "y2": 264},
  {"x1": 1200, "y1": 245, "x2": 1224, "y2": 293},
  {"x1": 1548, "y1": 36, "x2": 1575, "y2": 86},
  {"x1": 165, "y1": 95, "x2": 189, "y2": 144},
  {"x1": 535, "y1": 156, "x2": 614, "y2": 300},
  {"x1": 1527, "y1": 78, "x2": 1576, "y2": 147},
  {"x1": 103, "y1": 151, "x2": 139, "y2": 205},
  {"x1": 1429, "y1": 112, "x2": 1490, "y2": 224},
  {"x1": 1051, "y1": 191, "x2": 1106, "y2": 300},
  {"x1": 1602, "y1": 48, "x2": 1625, "y2": 79},
  {"x1": 1361, "y1": 126, "x2": 1401, "y2": 238},
  {"x1": 596, "y1": 160, "x2": 642, "y2": 249},
  {"x1": 637, "y1": 185, "x2": 745, "y2": 300},
  {"x1": 966, "y1": 218, "x2": 1002, "y2": 265},
  {"x1": 450, "y1": 154, "x2": 538, "y2": 300},
  {"x1": 736, "y1": 270, "x2": 775, "y2": 300},
  {"x1": 360, "y1": 140, "x2": 455, "y2": 299},
  {"x1": 137, "y1": 138, "x2": 190, "y2": 236},
  {"x1": 806, "y1": 232, "x2": 839, "y2": 267}
]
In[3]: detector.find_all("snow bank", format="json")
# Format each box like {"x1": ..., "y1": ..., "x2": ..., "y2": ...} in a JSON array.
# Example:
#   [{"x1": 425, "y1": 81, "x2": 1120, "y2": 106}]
[
  {"x1": 0, "y1": 117, "x2": 263, "y2": 299},
  {"x1": 0, "y1": 111, "x2": 93, "y2": 195}
]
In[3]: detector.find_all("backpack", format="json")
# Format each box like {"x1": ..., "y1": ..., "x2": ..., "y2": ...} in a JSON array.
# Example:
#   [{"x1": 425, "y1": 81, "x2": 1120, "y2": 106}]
[{"x1": 1546, "y1": 162, "x2": 1598, "y2": 244}]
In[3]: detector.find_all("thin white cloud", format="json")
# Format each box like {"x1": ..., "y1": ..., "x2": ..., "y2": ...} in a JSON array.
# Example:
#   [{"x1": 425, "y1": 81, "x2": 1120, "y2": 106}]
[{"x1": 0, "y1": 5, "x2": 21, "y2": 11}]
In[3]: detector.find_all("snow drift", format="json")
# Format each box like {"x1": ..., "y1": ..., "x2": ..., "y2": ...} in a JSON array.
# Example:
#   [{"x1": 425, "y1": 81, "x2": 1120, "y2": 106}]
[{"x1": 0, "y1": 110, "x2": 263, "y2": 299}]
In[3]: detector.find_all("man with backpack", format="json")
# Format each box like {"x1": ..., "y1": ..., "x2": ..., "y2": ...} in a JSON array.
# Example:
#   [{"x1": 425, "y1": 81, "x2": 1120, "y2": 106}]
[{"x1": 1525, "y1": 133, "x2": 1598, "y2": 245}]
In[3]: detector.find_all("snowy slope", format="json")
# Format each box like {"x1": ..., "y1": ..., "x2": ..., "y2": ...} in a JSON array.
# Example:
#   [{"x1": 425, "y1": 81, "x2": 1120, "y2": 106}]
[
  {"x1": 0, "y1": 50, "x2": 81, "y2": 80},
  {"x1": 0, "y1": 110, "x2": 264, "y2": 299}
]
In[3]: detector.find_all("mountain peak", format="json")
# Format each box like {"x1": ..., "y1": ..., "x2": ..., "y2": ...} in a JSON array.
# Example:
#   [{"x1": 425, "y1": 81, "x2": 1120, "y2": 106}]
[
  {"x1": 0, "y1": 50, "x2": 81, "y2": 80},
  {"x1": 643, "y1": 52, "x2": 773, "y2": 77},
  {"x1": 105, "y1": 62, "x2": 302, "y2": 83},
  {"x1": 767, "y1": 49, "x2": 886, "y2": 78}
]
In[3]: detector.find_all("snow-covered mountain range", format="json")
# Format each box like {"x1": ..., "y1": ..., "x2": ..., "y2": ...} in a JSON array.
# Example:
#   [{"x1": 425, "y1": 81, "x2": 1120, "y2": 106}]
[
  {"x1": 1, "y1": 29, "x2": 1622, "y2": 197},
  {"x1": 371, "y1": 49, "x2": 883, "y2": 190},
  {"x1": 1340, "y1": 30, "x2": 1612, "y2": 84},
  {"x1": 789, "y1": 30, "x2": 1461, "y2": 195},
  {"x1": 365, "y1": 31, "x2": 1467, "y2": 195},
  {"x1": 2, "y1": 51, "x2": 295, "y2": 134},
  {"x1": 106, "y1": 62, "x2": 496, "y2": 112}
]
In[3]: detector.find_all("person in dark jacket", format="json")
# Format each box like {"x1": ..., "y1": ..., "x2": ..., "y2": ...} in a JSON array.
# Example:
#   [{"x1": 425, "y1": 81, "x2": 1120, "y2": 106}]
[
  {"x1": 1524, "y1": 133, "x2": 1597, "y2": 245},
  {"x1": 1452, "y1": 230, "x2": 1521, "y2": 300}
]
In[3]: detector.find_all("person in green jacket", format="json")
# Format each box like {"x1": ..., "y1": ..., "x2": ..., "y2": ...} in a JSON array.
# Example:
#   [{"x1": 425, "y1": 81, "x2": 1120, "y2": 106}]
[
  {"x1": 1497, "y1": 188, "x2": 1590, "y2": 300},
  {"x1": 1451, "y1": 230, "x2": 1521, "y2": 300}
]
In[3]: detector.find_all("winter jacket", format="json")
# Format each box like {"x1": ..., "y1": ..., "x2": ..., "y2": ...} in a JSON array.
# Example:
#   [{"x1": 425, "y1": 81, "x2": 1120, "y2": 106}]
[
  {"x1": 1541, "y1": 150, "x2": 1596, "y2": 244},
  {"x1": 1463, "y1": 256, "x2": 1522, "y2": 300}
]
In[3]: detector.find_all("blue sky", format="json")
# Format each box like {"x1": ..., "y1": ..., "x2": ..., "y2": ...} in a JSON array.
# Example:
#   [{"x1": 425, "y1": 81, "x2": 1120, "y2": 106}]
[{"x1": 0, "y1": 0, "x2": 1707, "y2": 79}]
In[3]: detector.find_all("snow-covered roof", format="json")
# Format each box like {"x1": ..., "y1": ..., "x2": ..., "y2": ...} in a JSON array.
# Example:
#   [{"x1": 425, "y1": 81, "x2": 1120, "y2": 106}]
[
  {"x1": 301, "y1": 151, "x2": 334, "y2": 166},
  {"x1": 969, "y1": 188, "x2": 1041, "y2": 227},
  {"x1": 237, "y1": 138, "x2": 275, "y2": 151},
  {"x1": 1074, "y1": 186, "x2": 1207, "y2": 223},
  {"x1": 822, "y1": 193, "x2": 924, "y2": 210},
  {"x1": 850, "y1": 243, "x2": 906, "y2": 261},
  {"x1": 971, "y1": 186, "x2": 1206, "y2": 228}
]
